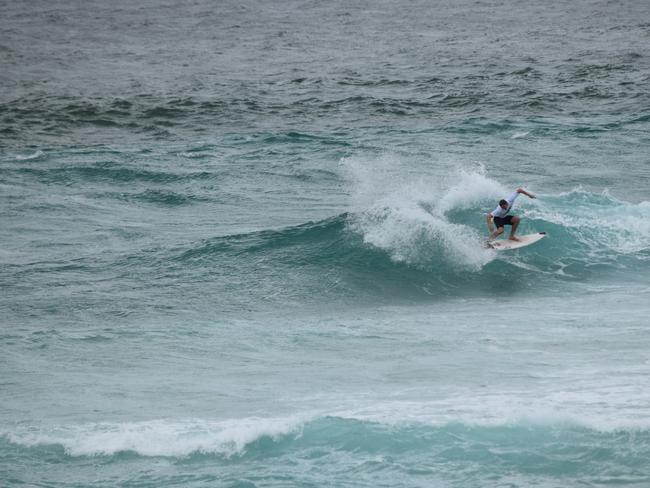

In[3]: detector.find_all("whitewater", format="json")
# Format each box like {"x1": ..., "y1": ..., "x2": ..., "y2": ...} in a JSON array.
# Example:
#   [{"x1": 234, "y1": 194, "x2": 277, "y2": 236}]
[{"x1": 2, "y1": 0, "x2": 650, "y2": 487}]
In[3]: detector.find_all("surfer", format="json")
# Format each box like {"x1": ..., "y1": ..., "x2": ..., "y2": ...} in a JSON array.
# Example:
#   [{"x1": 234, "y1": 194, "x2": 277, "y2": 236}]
[{"x1": 486, "y1": 188, "x2": 536, "y2": 241}]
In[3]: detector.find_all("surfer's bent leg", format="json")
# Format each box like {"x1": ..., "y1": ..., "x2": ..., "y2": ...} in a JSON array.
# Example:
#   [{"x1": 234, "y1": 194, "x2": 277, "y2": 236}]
[
  {"x1": 492, "y1": 227, "x2": 504, "y2": 239},
  {"x1": 509, "y1": 216, "x2": 521, "y2": 240}
]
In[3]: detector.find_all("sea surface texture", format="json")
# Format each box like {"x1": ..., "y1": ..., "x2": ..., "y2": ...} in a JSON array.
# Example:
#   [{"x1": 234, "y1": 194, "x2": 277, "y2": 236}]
[{"x1": 2, "y1": 1, "x2": 650, "y2": 486}]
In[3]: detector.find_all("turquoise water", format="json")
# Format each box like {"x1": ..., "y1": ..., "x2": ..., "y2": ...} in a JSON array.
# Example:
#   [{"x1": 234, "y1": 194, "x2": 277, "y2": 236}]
[{"x1": 2, "y1": 1, "x2": 650, "y2": 486}]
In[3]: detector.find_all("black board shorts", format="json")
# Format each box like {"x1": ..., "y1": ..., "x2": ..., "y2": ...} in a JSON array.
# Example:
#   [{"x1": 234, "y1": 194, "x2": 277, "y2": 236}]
[{"x1": 493, "y1": 215, "x2": 514, "y2": 228}]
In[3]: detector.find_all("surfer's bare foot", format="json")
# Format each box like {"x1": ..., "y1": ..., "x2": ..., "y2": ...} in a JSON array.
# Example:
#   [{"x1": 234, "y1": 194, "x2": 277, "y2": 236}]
[{"x1": 508, "y1": 236, "x2": 521, "y2": 241}]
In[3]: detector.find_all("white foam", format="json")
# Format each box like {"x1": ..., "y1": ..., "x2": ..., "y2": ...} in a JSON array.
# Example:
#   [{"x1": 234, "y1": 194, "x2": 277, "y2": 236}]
[
  {"x1": 528, "y1": 188, "x2": 650, "y2": 254},
  {"x1": 436, "y1": 166, "x2": 505, "y2": 214},
  {"x1": 14, "y1": 150, "x2": 44, "y2": 161},
  {"x1": 6, "y1": 415, "x2": 308, "y2": 458},
  {"x1": 179, "y1": 151, "x2": 214, "y2": 159},
  {"x1": 6, "y1": 398, "x2": 650, "y2": 459},
  {"x1": 341, "y1": 156, "x2": 512, "y2": 270},
  {"x1": 332, "y1": 394, "x2": 650, "y2": 433}
]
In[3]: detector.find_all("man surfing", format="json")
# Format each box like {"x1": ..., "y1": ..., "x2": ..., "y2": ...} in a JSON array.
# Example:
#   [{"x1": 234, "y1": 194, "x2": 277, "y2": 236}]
[{"x1": 486, "y1": 188, "x2": 536, "y2": 241}]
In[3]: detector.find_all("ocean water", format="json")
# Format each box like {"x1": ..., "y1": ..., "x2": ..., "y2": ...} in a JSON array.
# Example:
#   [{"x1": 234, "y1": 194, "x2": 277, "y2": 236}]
[{"x1": 2, "y1": 0, "x2": 650, "y2": 486}]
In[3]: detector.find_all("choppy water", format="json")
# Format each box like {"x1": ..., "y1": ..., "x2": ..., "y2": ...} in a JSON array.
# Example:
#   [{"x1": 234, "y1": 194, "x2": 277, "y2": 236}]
[{"x1": 2, "y1": 1, "x2": 650, "y2": 486}]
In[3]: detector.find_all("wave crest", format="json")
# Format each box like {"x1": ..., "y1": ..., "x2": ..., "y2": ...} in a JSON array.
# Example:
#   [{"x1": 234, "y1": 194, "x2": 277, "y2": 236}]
[
  {"x1": 5, "y1": 416, "x2": 306, "y2": 458},
  {"x1": 5, "y1": 413, "x2": 650, "y2": 460}
]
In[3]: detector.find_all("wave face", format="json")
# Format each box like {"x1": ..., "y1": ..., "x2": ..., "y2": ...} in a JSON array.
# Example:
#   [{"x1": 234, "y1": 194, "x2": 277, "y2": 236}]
[
  {"x1": 4, "y1": 415, "x2": 650, "y2": 487},
  {"x1": 2, "y1": 159, "x2": 649, "y2": 317},
  {"x1": 157, "y1": 167, "x2": 650, "y2": 305}
]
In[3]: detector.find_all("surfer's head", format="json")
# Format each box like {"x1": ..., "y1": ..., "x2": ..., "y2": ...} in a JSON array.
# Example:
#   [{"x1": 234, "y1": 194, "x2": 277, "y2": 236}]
[{"x1": 499, "y1": 199, "x2": 508, "y2": 209}]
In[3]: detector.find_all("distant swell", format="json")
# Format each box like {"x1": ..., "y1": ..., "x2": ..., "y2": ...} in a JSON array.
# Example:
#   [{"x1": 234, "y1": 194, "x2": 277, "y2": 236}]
[
  {"x1": 14, "y1": 162, "x2": 214, "y2": 185},
  {"x1": 2, "y1": 84, "x2": 648, "y2": 144}
]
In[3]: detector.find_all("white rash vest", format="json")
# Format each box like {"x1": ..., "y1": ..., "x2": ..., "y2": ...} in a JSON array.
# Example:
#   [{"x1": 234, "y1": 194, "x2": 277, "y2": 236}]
[{"x1": 489, "y1": 191, "x2": 519, "y2": 218}]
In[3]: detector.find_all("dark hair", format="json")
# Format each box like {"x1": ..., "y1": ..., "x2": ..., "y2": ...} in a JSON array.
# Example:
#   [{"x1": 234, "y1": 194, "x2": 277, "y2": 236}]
[{"x1": 499, "y1": 199, "x2": 508, "y2": 206}]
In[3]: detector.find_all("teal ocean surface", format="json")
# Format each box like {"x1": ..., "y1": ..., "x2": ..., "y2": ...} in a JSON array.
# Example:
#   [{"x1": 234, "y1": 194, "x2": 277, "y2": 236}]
[{"x1": 2, "y1": 1, "x2": 650, "y2": 486}]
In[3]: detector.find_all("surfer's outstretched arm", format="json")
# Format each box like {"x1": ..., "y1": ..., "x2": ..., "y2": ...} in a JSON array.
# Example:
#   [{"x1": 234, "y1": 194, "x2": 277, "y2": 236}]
[{"x1": 516, "y1": 187, "x2": 536, "y2": 199}]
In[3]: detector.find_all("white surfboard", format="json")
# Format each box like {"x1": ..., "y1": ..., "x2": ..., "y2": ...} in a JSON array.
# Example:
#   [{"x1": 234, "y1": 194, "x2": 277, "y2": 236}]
[{"x1": 487, "y1": 232, "x2": 546, "y2": 251}]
